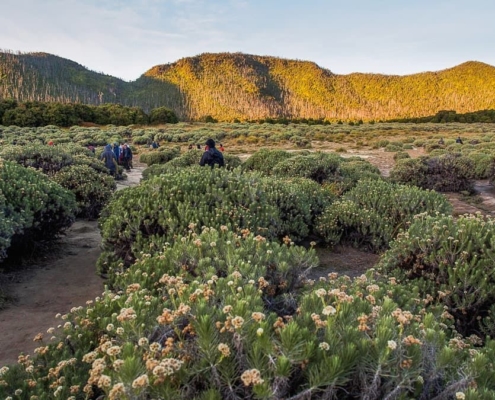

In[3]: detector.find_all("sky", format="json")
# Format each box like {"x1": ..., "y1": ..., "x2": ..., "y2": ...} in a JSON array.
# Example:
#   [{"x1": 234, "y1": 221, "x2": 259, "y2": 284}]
[{"x1": 1, "y1": 0, "x2": 494, "y2": 81}]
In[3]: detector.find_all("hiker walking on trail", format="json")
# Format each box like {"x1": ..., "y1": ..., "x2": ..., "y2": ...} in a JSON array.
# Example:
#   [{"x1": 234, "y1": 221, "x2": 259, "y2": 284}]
[
  {"x1": 199, "y1": 138, "x2": 225, "y2": 168},
  {"x1": 100, "y1": 144, "x2": 118, "y2": 176},
  {"x1": 122, "y1": 143, "x2": 133, "y2": 171},
  {"x1": 113, "y1": 143, "x2": 120, "y2": 162}
]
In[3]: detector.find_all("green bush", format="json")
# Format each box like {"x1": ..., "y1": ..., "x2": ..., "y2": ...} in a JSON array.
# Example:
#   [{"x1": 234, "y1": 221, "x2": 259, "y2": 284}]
[
  {"x1": 0, "y1": 144, "x2": 74, "y2": 174},
  {"x1": 241, "y1": 149, "x2": 296, "y2": 176},
  {"x1": 139, "y1": 148, "x2": 180, "y2": 166},
  {"x1": 53, "y1": 165, "x2": 116, "y2": 219},
  {"x1": 393, "y1": 151, "x2": 410, "y2": 161},
  {"x1": 272, "y1": 152, "x2": 341, "y2": 184},
  {"x1": 0, "y1": 160, "x2": 76, "y2": 259},
  {"x1": 0, "y1": 189, "x2": 14, "y2": 261},
  {"x1": 97, "y1": 168, "x2": 281, "y2": 275},
  {"x1": 378, "y1": 213, "x2": 495, "y2": 337},
  {"x1": 467, "y1": 152, "x2": 495, "y2": 179},
  {"x1": 262, "y1": 177, "x2": 333, "y2": 241},
  {"x1": 316, "y1": 179, "x2": 452, "y2": 251},
  {"x1": 385, "y1": 143, "x2": 403, "y2": 152},
  {"x1": 336, "y1": 159, "x2": 382, "y2": 194},
  {"x1": 142, "y1": 150, "x2": 242, "y2": 179}
]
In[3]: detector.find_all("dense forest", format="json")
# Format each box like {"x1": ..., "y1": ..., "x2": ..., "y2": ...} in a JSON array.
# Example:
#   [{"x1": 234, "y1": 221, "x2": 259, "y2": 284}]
[{"x1": 2, "y1": 50, "x2": 495, "y2": 122}]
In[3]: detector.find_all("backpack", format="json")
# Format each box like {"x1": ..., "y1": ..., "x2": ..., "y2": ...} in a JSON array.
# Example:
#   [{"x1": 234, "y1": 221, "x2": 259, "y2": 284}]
[{"x1": 210, "y1": 148, "x2": 225, "y2": 167}]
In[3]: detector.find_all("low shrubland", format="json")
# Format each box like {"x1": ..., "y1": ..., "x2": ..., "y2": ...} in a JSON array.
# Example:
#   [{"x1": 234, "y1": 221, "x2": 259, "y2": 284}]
[
  {"x1": 0, "y1": 144, "x2": 117, "y2": 220},
  {"x1": 3, "y1": 123, "x2": 495, "y2": 399},
  {"x1": 98, "y1": 167, "x2": 334, "y2": 278},
  {"x1": 316, "y1": 180, "x2": 452, "y2": 251},
  {"x1": 2, "y1": 228, "x2": 495, "y2": 399}
]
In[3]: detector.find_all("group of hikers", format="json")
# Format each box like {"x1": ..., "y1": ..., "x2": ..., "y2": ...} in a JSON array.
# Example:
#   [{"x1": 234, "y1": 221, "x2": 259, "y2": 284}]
[
  {"x1": 99, "y1": 138, "x2": 224, "y2": 177},
  {"x1": 99, "y1": 142, "x2": 133, "y2": 176}
]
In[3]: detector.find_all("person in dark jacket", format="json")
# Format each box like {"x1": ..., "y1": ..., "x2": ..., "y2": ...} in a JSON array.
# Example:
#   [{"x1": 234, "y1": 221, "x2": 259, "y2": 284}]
[
  {"x1": 112, "y1": 143, "x2": 120, "y2": 162},
  {"x1": 199, "y1": 138, "x2": 225, "y2": 168},
  {"x1": 100, "y1": 144, "x2": 118, "y2": 176},
  {"x1": 122, "y1": 144, "x2": 133, "y2": 171}
]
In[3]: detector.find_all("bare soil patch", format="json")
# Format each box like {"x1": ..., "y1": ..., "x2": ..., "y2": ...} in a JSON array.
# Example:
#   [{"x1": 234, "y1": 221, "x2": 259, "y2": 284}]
[
  {"x1": 0, "y1": 220, "x2": 104, "y2": 365},
  {"x1": 309, "y1": 245, "x2": 381, "y2": 281}
]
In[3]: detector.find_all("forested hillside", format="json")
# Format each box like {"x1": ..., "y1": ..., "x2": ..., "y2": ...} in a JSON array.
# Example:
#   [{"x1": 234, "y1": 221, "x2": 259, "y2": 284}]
[{"x1": 2, "y1": 50, "x2": 495, "y2": 121}]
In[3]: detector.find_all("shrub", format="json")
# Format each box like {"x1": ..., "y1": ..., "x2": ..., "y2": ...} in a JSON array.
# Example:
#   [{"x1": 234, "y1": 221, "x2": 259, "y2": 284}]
[
  {"x1": 262, "y1": 177, "x2": 333, "y2": 241},
  {"x1": 97, "y1": 168, "x2": 281, "y2": 275},
  {"x1": 149, "y1": 107, "x2": 179, "y2": 124},
  {"x1": 0, "y1": 160, "x2": 76, "y2": 259},
  {"x1": 467, "y1": 152, "x2": 495, "y2": 179},
  {"x1": 316, "y1": 179, "x2": 452, "y2": 251},
  {"x1": 393, "y1": 151, "x2": 410, "y2": 161},
  {"x1": 390, "y1": 154, "x2": 475, "y2": 193},
  {"x1": 139, "y1": 148, "x2": 180, "y2": 166},
  {"x1": 0, "y1": 189, "x2": 14, "y2": 261},
  {"x1": 272, "y1": 152, "x2": 341, "y2": 184},
  {"x1": 222, "y1": 154, "x2": 242, "y2": 169},
  {"x1": 336, "y1": 159, "x2": 382, "y2": 194},
  {"x1": 385, "y1": 143, "x2": 403, "y2": 152},
  {"x1": 0, "y1": 144, "x2": 74, "y2": 174},
  {"x1": 53, "y1": 165, "x2": 116, "y2": 219},
  {"x1": 378, "y1": 213, "x2": 495, "y2": 337},
  {"x1": 241, "y1": 149, "x2": 296, "y2": 176}
]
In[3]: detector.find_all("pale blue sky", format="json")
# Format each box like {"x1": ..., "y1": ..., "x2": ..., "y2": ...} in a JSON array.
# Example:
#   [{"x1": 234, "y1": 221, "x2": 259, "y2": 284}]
[{"x1": 1, "y1": 0, "x2": 494, "y2": 81}]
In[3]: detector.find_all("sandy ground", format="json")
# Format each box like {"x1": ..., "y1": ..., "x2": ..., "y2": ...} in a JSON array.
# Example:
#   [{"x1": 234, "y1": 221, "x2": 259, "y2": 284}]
[
  {"x1": 0, "y1": 151, "x2": 494, "y2": 367},
  {"x1": 0, "y1": 165, "x2": 145, "y2": 366}
]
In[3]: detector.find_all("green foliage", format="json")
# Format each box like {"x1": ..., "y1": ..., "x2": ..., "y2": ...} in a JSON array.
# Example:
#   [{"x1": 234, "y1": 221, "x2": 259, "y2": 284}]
[
  {"x1": 241, "y1": 148, "x2": 296, "y2": 176},
  {"x1": 0, "y1": 159, "x2": 76, "y2": 260},
  {"x1": 0, "y1": 143, "x2": 116, "y2": 221},
  {"x1": 390, "y1": 154, "x2": 475, "y2": 193},
  {"x1": 378, "y1": 213, "x2": 495, "y2": 337},
  {"x1": 149, "y1": 106, "x2": 179, "y2": 124},
  {"x1": 97, "y1": 168, "x2": 281, "y2": 275},
  {"x1": 393, "y1": 151, "x2": 411, "y2": 161},
  {"x1": 2, "y1": 230, "x2": 494, "y2": 398},
  {"x1": 335, "y1": 159, "x2": 382, "y2": 194},
  {"x1": 139, "y1": 147, "x2": 180, "y2": 166},
  {"x1": 53, "y1": 165, "x2": 116, "y2": 219},
  {"x1": 272, "y1": 152, "x2": 341, "y2": 183},
  {"x1": 316, "y1": 179, "x2": 452, "y2": 251},
  {"x1": 262, "y1": 177, "x2": 333, "y2": 241}
]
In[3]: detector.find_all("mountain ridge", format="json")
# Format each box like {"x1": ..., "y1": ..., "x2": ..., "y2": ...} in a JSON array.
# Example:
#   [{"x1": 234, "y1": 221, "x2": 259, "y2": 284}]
[{"x1": 1, "y1": 50, "x2": 495, "y2": 121}]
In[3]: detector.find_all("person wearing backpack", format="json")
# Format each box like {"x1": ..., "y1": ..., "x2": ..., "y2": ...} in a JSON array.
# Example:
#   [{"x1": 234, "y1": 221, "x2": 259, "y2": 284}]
[
  {"x1": 100, "y1": 144, "x2": 118, "y2": 176},
  {"x1": 199, "y1": 138, "x2": 225, "y2": 168}
]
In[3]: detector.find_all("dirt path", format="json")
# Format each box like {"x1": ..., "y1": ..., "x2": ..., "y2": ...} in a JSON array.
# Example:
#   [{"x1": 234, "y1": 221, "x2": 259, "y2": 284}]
[{"x1": 0, "y1": 165, "x2": 145, "y2": 366}]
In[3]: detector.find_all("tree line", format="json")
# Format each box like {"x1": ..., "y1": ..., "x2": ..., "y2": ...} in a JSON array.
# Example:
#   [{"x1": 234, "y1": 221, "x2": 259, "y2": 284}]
[
  {"x1": 0, "y1": 100, "x2": 178, "y2": 127},
  {"x1": 386, "y1": 109, "x2": 495, "y2": 123}
]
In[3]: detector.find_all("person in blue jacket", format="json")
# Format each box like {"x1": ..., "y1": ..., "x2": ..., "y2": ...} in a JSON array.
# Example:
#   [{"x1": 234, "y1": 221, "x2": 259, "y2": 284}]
[
  {"x1": 112, "y1": 143, "x2": 120, "y2": 163},
  {"x1": 100, "y1": 144, "x2": 118, "y2": 176}
]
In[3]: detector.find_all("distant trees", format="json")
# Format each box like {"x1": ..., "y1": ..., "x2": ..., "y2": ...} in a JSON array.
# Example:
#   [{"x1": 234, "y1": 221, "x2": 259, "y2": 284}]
[
  {"x1": 388, "y1": 109, "x2": 495, "y2": 123},
  {"x1": 149, "y1": 106, "x2": 179, "y2": 124},
  {"x1": 0, "y1": 100, "x2": 178, "y2": 127}
]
